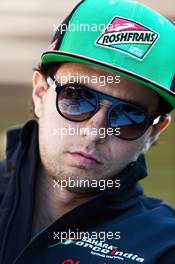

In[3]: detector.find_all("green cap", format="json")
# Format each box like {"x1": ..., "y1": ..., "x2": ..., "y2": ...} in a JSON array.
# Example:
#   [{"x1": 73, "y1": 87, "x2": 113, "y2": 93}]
[{"x1": 42, "y1": 0, "x2": 175, "y2": 109}]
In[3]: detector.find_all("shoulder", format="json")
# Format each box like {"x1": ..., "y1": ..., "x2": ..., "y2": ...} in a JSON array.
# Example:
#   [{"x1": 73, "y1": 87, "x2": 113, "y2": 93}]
[
  {"x1": 0, "y1": 120, "x2": 38, "y2": 205},
  {"x1": 140, "y1": 194, "x2": 175, "y2": 217},
  {"x1": 0, "y1": 124, "x2": 23, "y2": 204},
  {"x1": 0, "y1": 160, "x2": 5, "y2": 175},
  {"x1": 138, "y1": 195, "x2": 175, "y2": 239},
  {"x1": 0, "y1": 160, "x2": 8, "y2": 203}
]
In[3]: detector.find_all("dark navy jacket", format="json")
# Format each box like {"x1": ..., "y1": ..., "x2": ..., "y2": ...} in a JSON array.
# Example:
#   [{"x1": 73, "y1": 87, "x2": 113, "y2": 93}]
[{"x1": 0, "y1": 120, "x2": 175, "y2": 264}]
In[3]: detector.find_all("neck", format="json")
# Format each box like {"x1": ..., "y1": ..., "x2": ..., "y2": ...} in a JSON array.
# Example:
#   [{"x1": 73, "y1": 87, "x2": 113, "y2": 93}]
[{"x1": 32, "y1": 163, "x2": 96, "y2": 235}]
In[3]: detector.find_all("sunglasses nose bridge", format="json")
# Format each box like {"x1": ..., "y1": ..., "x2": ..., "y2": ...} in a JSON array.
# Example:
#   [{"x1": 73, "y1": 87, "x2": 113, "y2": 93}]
[
  {"x1": 99, "y1": 99, "x2": 113, "y2": 107},
  {"x1": 84, "y1": 103, "x2": 109, "y2": 133},
  {"x1": 84, "y1": 98, "x2": 113, "y2": 132}
]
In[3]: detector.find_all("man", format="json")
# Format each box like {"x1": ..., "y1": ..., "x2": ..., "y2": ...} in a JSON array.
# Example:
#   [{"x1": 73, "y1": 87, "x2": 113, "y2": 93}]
[{"x1": 0, "y1": 0, "x2": 175, "y2": 263}]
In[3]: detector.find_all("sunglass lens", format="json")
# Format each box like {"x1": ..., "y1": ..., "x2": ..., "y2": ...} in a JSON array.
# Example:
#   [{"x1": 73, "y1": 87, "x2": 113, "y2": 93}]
[
  {"x1": 109, "y1": 104, "x2": 148, "y2": 140},
  {"x1": 57, "y1": 85, "x2": 97, "y2": 121}
]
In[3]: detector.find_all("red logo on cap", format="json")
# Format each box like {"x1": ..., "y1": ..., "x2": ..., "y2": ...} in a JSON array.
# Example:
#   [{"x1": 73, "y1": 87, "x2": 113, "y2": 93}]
[{"x1": 106, "y1": 17, "x2": 148, "y2": 33}]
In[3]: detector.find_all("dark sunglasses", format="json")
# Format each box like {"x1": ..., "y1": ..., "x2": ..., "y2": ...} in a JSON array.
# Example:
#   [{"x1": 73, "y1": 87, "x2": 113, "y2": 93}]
[{"x1": 47, "y1": 76, "x2": 160, "y2": 141}]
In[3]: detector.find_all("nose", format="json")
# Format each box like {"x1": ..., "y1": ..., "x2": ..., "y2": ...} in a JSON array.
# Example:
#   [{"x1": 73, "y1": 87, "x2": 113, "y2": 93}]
[{"x1": 80, "y1": 99, "x2": 112, "y2": 142}]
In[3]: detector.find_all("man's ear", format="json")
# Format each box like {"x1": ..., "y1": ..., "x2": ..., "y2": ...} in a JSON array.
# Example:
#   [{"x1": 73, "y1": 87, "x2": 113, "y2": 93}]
[
  {"x1": 149, "y1": 114, "x2": 171, "y2": 146},
  {"x1": 142, "y1": 115, "x2": 171, "y2": 153},
  {"x1": 32, "y1": 71, "x2": 48, "y2": 118}
]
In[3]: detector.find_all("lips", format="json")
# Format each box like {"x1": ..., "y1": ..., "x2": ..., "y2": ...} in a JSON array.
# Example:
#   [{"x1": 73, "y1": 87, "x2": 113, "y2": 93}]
[{"x1": 69, "y1": 151, "x2": 102, "y2": 164}]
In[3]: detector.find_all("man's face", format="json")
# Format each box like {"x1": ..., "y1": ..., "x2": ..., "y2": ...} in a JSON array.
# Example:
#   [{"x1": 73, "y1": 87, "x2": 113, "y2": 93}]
[{"x1": 34, "y1": 62, "x2": 160, "y2": 193}]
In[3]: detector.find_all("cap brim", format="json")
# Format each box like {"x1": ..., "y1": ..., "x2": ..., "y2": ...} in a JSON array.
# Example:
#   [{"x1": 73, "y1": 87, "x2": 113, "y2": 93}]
[{"x1": 42, "y1": 51, "x2": 175, "y2": 109}]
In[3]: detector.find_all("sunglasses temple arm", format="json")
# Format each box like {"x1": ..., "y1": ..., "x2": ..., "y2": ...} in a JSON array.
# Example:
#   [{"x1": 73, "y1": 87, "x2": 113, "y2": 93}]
[
  {"x1": 153, "y1": 116, "x2": 161, "y2": 125},
  {"x1": 47, "y1": 76, "x2": 57, "y2": 91}
]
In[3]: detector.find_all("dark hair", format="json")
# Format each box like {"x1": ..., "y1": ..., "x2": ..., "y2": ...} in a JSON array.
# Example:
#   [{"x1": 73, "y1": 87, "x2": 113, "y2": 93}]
[
  {"x1": 156, "y1": 97, "x2": 173, "y2": 117},
  {"x1": 34, "y1": 62, "x2": 62, "y2": 79}
]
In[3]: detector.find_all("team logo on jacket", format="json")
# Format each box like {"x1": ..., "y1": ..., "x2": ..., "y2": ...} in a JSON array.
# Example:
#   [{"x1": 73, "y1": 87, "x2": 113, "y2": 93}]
[
  {"x1": 96, "y1": 17, "x2": 159, "y2": 60},
  {"x1": 49, "y1": 238, "x2": 145, "y2": 262}
]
